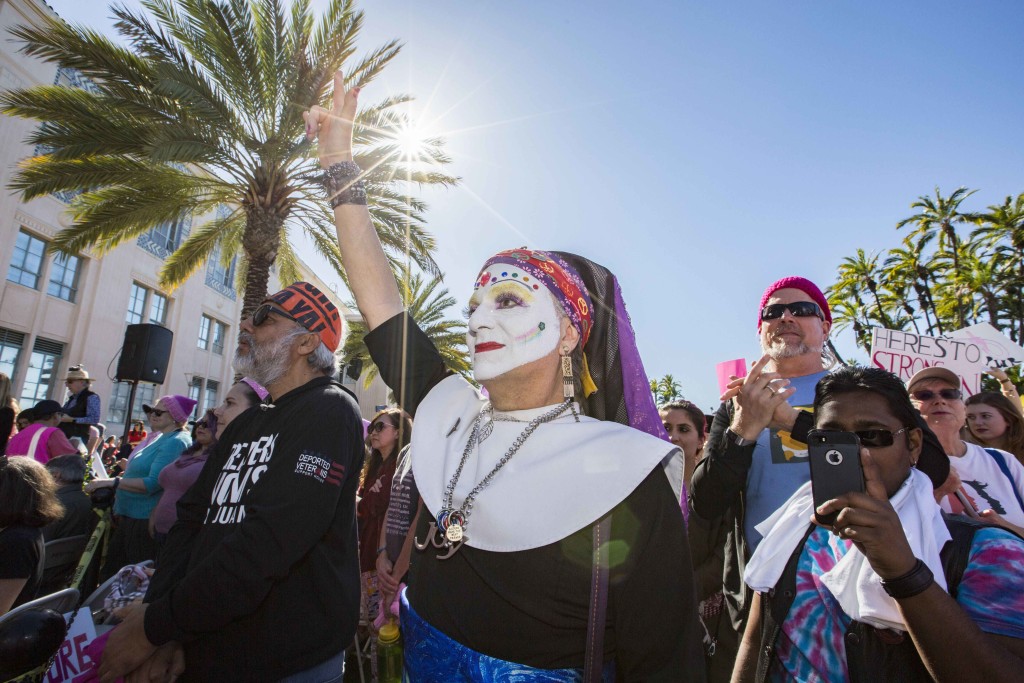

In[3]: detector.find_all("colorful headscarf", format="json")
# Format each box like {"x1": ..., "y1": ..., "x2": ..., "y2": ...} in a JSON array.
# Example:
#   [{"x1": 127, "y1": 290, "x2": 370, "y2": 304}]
[{"x1": 479, "y1": 249, "x2": 597, "y2": 394}]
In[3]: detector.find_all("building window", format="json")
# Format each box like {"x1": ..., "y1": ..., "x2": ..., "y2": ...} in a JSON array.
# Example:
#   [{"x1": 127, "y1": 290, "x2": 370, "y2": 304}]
[
  {"x1": 137, "y1": 213, "x2": 192, "y2": 260},
  {"x1": 47, "y1": 252, "x2": 81, "y2": 302},
  {"x1": 126, "y1": 283, "x2": 147, "y2": 325},
  {"x1": 205, "y1": 240, "x2": 237, "y2": 301},
  {"x1": 108, "y1": 381, "x2": 156, "y2": 426},
  {"x1": 197, "y1": 315, "x2": 211, "y2": 349},
  {"x1": 188, "y1": 376, "x2": 203, "y2": 411},
  {"x1": 204, "y1": 380, "x2": 219, "y2": 415},
  {"x1": 0, "y1": 328, "x2": 25, "y2": 382},
  {"x1": 149, "y1": 292, "x2": 168, "y2": 325},
  {"x1": 19, "y1": 337, "x2": 64, "y2": 406},
  {"x1": 127, "y1": 282, "x2": 169, "y2": 327},
  {"x1": 211, "y1": 320, "x2": 227, "y2": 355},
  {"x1": 7, "y1": 230, "x2": 46, "y2": 289}
]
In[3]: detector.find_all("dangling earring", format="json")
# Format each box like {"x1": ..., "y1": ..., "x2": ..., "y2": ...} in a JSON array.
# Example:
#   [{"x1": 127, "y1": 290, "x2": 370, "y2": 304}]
[{"x1": 561, "y1": 347, "x2": 574, "y2": 400}]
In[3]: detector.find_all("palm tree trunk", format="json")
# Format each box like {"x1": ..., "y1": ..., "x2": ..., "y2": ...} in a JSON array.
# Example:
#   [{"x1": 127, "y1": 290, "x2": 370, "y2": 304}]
[{"x1": 240, "y1": 207, "x2": 284, "y2": 320}]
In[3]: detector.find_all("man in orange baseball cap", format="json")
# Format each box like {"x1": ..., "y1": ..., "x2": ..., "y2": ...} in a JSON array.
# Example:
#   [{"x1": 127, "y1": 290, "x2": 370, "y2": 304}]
[{"x1": 103, "y1": 280, "x2": 364, "y2": 681}]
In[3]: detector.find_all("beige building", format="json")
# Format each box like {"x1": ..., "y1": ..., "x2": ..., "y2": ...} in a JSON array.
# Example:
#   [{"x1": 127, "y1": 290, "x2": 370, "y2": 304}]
[{"x1": 0, "y1": 0, "x2": 387, "y2": 435}]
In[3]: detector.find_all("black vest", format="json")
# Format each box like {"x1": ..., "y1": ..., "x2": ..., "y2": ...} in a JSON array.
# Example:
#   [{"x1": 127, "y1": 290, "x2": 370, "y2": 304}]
[
  {"x1": 755, "y1": 514, "x2": 992, "y2": 683},
  {"x1": 60, "y1": 388, "x2": 97, "y2": 441}
]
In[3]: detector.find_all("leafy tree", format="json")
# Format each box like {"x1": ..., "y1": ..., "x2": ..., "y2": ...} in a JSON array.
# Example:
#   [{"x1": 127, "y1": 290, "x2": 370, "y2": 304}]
[
  {"x1": 341, "y1": 266, "x2": 469, "y2": 391},
  {"x1": 1, "y1": 0, "x2": 457, "y2": 318},
  {"x1": 829, "y1": 188, "x2": 1024, "y2": 382},
  {"x1": 896, "y1": 186, "x2": 979, "y2": 327},
  {"x1": 650, "y1": 374, "x2": 683, "y2": 405}
]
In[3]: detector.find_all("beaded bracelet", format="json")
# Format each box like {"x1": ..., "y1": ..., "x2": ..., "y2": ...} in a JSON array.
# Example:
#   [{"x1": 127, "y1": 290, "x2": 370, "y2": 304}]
[
  {"x1": 880, "y1": 558, "x2": 934, "y2": 599},
  {"x1": 322, "y1": 161, "x2": 367, "y2": 208}
]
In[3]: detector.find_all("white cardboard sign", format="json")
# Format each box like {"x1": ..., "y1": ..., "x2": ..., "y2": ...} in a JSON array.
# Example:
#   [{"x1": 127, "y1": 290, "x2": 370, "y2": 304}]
[{"x1": 44, "y1": 608, "x2": 97, "y2": 682}]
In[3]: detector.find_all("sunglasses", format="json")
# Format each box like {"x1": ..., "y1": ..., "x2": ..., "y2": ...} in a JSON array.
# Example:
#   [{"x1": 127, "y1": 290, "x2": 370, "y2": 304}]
[
  {"x1": 368, "y1": 421, "x2": 393, "y2": 434},
  {"x1": 144, "y1": 407, "x2": 168, "y2": 417},
  {"x1": 760, "y1": 301, "x2": 824, "y2": 321},
  {"x1": 911, "y1": 388, "x2": 962, "y2": 402},
  {"x1": 196, "y1": 421, "x2": 209, "y2": 429},
  {"x1": 854, "y1": 428, "x2": 908, "y2": 448},
  {"x1": 252, "y1": 303, "x2": 299, "y2": 327}
]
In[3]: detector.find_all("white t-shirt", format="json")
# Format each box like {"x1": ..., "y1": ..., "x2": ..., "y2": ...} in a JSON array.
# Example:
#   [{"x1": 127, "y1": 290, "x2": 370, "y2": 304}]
[{"x1": 942, "y1": 442, "x2": 1024, "y2": 526}]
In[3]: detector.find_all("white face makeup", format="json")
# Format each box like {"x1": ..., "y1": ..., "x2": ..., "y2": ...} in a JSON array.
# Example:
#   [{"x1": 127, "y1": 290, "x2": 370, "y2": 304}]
[{"x1": 467, "y1": 266, "x2": 562, "y2": 382}]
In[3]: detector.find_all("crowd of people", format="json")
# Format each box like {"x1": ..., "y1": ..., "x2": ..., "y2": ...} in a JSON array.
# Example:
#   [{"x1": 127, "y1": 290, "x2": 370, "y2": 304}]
[{"x1": 1, "y1": 73, "x2": 1024, "y2": 683}]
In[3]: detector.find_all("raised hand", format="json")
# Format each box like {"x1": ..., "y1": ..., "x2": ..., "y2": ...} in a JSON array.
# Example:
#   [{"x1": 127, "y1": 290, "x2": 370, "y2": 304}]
[
  {"x1": 729, "y1": 353, "x2": 796, "y2": 440},
  {"x1": 303, "y1": 71, "x2": 359, "y2": 168},
  {"x1": 813, "y1": 451, "x2": 917, "y2": 580}
]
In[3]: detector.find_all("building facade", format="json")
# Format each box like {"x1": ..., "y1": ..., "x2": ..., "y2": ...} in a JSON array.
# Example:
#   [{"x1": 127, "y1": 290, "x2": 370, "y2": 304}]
[{"x1": 0, "y1": 0, "x2": 387, "y2": 435}]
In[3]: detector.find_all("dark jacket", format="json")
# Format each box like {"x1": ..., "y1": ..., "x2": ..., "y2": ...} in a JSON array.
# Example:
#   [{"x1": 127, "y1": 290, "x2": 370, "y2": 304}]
[
  {"x1": 143, "y1": 377, "x2": 364, "y2": 681},
  {"x1": 60, "y1": 388, "x2": 97, "y2": 441},
  {"x1": 43, "y1": 484, "x2": 97, "y2": 541}
]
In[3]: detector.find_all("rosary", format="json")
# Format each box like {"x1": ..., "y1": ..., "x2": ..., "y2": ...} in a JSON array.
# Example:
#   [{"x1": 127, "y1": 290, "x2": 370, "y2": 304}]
[{"x1": 415, "y1": 398, "x2": 577, "y2": 559}]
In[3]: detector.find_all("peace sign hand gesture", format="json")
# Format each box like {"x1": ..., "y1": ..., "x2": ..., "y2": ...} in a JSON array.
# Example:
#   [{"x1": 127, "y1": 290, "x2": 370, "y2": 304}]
[{"x1": 303, "y1": 71, "x2": 359, "y2": 168}]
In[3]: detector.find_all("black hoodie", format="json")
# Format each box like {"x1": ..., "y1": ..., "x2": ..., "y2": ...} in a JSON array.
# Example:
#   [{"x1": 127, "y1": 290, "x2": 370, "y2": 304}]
[{"x1": 144, "y1": 376, "x2": 364, "y2": 681}]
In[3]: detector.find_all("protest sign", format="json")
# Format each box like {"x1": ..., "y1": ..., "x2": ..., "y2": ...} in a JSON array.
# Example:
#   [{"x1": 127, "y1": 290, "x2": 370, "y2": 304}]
[
  {"x1": 946, "y1": 322, "x2": 1024, "y2": 370},
  {"x1": 871, "y1": 325, "x2": 1024, "y2": 396},
  {"x1": 44, "y1": 609, "x2": 96, "y2": 683}
]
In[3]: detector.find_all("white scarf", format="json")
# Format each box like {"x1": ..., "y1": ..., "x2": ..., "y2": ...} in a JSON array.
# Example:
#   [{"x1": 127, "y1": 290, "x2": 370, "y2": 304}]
[{"x1": 743, "y1": 468, "x2": 950, "y2": 631}]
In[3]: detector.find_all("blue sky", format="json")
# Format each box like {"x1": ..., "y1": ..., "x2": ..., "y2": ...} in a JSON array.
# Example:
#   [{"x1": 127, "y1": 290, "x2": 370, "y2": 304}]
[{"x1": 44, "y1": 0, "x2": 1024, "y2": 409}]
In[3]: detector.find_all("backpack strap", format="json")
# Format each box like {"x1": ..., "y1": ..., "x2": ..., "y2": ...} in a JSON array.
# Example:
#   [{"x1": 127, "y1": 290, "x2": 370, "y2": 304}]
[
  {"x1": 983, "y1": 448, "x2": 1024, "y2": 513},
  {"x1": 939, "y1": 513, "x2": 984, "y2": 599}
]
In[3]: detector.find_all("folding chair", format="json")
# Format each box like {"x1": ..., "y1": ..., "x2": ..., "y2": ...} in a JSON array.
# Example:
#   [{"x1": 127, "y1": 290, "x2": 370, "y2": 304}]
[
  {"x1": 36, "y1": 534, "x2": 89, "y2": 598},
  {"x1": 0, "y1": 587, "x2": 80, "y2": 626}
]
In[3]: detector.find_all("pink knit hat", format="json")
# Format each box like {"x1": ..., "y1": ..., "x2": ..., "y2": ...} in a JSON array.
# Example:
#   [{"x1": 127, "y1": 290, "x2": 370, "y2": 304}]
[
  {"x1": 757, "y1": 276, "x2": 831, "y2": 331},
  {"x1": 144, "y1": 395, "x2": 198, "y2": 424}
]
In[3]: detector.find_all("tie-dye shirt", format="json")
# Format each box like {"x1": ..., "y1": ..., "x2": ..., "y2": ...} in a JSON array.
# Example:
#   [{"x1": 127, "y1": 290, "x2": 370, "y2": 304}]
[{"x1": 769, "y1": 525, "x2": 1024, "y2": 682}]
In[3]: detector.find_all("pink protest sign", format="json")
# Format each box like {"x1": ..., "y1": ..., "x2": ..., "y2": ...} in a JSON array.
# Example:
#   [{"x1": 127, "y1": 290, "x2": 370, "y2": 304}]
[{"x1": 716, "y1": 359, "x2": 747, "y2": 395}]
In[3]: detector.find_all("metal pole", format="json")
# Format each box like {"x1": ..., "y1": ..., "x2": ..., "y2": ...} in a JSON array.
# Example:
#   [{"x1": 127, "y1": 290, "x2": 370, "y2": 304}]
[{"x1": 121, "y1": 379, "x2": 139, "y2": 440}]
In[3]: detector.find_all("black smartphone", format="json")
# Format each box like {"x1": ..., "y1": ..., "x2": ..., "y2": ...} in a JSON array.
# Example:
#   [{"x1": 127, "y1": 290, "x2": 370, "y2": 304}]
[{"x1": 808, "y1": 430, "x2": 865, "y2": 526}]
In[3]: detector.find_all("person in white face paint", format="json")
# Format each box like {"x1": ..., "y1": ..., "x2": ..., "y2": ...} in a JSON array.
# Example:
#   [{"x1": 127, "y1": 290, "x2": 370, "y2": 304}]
[{"x1": 304, "y1": 79, "x2": 705, "y2": 681}]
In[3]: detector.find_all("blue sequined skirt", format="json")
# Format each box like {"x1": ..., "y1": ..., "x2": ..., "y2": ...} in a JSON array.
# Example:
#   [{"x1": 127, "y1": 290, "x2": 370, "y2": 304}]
[{"x1": 400, "y1": 590, "x2": 615, "y2": 682}]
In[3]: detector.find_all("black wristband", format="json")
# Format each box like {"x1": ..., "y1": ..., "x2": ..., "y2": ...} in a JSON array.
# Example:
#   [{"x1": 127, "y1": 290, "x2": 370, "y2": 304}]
[{"x1": 880, "y1": 558, "x2": 934, "y2": 599}]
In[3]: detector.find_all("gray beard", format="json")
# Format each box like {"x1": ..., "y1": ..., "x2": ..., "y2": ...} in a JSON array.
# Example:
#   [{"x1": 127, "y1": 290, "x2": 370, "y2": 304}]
[
  {"x1": 761, "y1": 337, "x2": 821, "y2": 361},
  {"x1": 233, "y1": 331, "x2": 294, "y2": 387}
]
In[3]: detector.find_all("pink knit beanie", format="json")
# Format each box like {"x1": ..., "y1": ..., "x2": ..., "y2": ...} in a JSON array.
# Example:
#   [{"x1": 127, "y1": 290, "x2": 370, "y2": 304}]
[
  {"x1": 757, "y1": 276, "x2": 831, "y2": 330},
  {"x1": 155, "y1": 395, "x2": 199, "y2": 424}
]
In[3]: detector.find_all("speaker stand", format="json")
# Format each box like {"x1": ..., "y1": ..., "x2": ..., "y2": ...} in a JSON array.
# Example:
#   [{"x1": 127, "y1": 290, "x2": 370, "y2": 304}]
[{"x1": 121, "y1": 379, "x2": 140, "y2": 443}]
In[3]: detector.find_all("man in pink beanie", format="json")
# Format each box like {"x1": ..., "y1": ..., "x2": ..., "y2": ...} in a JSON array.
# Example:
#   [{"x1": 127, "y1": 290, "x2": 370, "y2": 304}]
[{"x1": 689, "y1": 275, "x2": 834, "y2": 680}]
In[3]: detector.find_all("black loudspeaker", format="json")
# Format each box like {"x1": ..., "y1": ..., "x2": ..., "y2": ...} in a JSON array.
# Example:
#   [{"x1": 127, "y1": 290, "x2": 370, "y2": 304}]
[{"x1": 116, "y1": 324, "x2": 173, "y2": 384}]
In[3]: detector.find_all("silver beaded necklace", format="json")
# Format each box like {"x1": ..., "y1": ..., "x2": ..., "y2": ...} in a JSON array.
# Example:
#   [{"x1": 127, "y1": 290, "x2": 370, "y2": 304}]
[{"x1": 416, "y1": 398, "x2": 578, "y2": 559}]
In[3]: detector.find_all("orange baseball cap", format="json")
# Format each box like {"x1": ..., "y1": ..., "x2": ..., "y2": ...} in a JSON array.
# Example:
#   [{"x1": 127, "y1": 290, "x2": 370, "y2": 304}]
[{"x1": 264, "y1": 282, "x2": 342, "y2": 352}]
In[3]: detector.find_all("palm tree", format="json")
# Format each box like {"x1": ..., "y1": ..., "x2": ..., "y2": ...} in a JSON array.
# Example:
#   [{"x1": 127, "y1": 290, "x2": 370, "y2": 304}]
[
  {"x1": 650, "y1": 374, "x2": 683, "y2": 405},
  {"x1": 1, "y1": 0, "x2": 457, "y2": 318},
  {"x1": 896, "y1": 186, "x2": 979, "y2": 327},
  {"x1": 971, "y1": 193, "x2": 1024, "y2": 340},
  {"x1": 883, "y1": 234, "x2": 941, "y2": 335},
  {"x1": 341, "y1": 266, "x2": 469, "y2": 391},
  {"x1": 832, "y1": 249, "x2": 895, "y2": 330}
]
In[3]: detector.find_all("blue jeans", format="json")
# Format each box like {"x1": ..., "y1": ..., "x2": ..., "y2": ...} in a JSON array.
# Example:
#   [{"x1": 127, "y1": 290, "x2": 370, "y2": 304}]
[{"x1": 276, "y1": 650, "x2": 345, "y2": 683}]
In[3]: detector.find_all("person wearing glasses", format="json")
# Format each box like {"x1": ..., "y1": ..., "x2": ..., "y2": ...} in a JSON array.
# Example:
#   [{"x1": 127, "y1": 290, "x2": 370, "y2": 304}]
[
  {"x1": 357, "y1": 410, "x2": 411, "y2": 627},
  {"x1": 908, "y1": 367, "x2": 1024, "y2": 535},
  {"x1": 86, "y1": 395, "x2": 195, "y2": 579},
  {"x1": 734, "y1": 366, "x2": 1024, "y2": 683},
  {"x1": 100, "y1": 282, "x2": 365, "y2": 683},
  {"x1": 688, "y1": 276, "x2": 835, "y2": 679}
]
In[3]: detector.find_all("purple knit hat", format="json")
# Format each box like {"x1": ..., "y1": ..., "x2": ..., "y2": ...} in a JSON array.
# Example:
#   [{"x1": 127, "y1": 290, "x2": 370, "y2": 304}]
[
  {"x1": 147, "y1": 395, "x2": 198, "y2": 424},
  {"x1": 757, "y1": 276, "x2": 831, "y2": 331}
]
